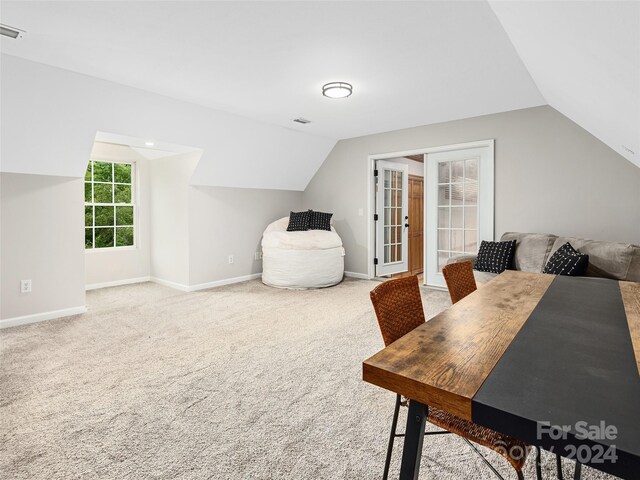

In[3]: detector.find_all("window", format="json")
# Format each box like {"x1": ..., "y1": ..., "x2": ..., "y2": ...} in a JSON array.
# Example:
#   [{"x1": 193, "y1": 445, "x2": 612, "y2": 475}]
[
  {"x1": 383, "y1": 169, "x2": 404, "y2": 264},
  {"x1": 84, "y1": 160, "x2": 135, "y2": 249},
  {"x1": 436, "y1": 157, "x2": 478, "y2": 271}
]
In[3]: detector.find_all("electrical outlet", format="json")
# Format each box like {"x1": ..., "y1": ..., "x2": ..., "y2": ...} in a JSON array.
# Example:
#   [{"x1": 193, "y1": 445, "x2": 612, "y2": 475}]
[
  {"x1": 254, "y1": 251, "x2": 262, "y2": 261},
  {"x1": 21, "y1": 279, "x2": 32, "y2": 293},
  {"x1": 228, "y1": 255, "x2": 234, "y2": 264}
]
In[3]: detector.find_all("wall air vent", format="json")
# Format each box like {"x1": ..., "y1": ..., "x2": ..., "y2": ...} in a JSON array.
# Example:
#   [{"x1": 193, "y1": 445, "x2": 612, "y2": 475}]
[
  {"x1": 0, "y1": 24, "x2": 25, "y2": 39},
  {"x1": 293, "y1": 118, "x2": 311, "y2": 124}
]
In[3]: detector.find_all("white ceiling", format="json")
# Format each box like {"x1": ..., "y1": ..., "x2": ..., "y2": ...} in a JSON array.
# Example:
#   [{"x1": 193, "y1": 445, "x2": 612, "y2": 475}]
[
  {"x1": 0, "y1": 0, "x2": 544, "y2": 141},
  {"x1": 489, "y1": 1, "x2": 640, "y2": 168},
  {"x1": 1, "y1": 1, "x2": 637, "y2": 172}
]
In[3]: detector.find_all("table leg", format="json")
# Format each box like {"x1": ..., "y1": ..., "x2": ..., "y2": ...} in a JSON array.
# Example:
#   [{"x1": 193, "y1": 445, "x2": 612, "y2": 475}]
[{"x1": 399, "y1": 400, "x2": 427, "y2": 480}]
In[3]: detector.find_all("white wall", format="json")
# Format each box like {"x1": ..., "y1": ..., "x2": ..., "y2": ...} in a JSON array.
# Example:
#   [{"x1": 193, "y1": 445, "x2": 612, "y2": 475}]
[
  {"x1": 0, "y1": 54, "x2": 336, "y2": 191},
  {"x1": 303, "y1": 106, "x2": 640, "y2": 275},
  {"x1": 1, "y1": 174, "x2": 85, "y2": 321},
  {"x1": 0, "y1": 145, "x2": 298, "y2": 323},
  {"x1": 188, "y1": 186, "x2": 302, "y2": 286},
  {"x1": 85, "y1": 143, "x2": 151, "y2": 287},
  {"x1": 148, "y1": 152, "x2": 200, "y2": 287}
]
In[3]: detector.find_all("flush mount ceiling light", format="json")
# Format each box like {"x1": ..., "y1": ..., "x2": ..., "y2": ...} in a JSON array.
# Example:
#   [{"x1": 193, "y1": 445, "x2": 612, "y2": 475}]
[
  {"x1": 322, "y1": 82, "x2": 353, "y2": 99},
  {"x1": 145, "y1": 140, "x2": 155, "y2": 147}
]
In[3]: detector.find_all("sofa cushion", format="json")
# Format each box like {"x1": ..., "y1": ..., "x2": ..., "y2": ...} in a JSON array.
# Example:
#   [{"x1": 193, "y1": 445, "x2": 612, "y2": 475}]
[
  {"x1": 474, "y1": 240, "x2": 516, "y2": 274},
  {"x1": 500, "y1": 232, "x2": 557, "y2": 273},
  {"x1": 549, "y1": 237, "x2": 634, "y2": 280},
  {"x1": 543, "y1": 242, "x2": 589, "y2": 276}
]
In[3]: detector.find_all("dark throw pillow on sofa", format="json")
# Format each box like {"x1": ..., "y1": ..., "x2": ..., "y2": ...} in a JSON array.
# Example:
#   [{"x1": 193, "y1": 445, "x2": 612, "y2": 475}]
[
  {"x1": 309, "y1": 210, "x2": 333, "y2": 231},
  {"x1": 543, "y1": 242, "x2": 589, "y2": 276},
  {"x1": 474, "y1": 240, "x2": 516, "y2": 274},
  {"x1": 286, "y1": 210, "x2": 312, "y2": 231}
]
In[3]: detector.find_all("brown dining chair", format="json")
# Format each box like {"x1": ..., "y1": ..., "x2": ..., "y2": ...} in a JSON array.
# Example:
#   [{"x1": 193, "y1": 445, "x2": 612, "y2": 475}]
[
  {"x1": 442, "y1": 261, "x2": 477, "y2": 304},
  {"x1": 370, "y1": 275, "x2": 541, "y2": 480}
]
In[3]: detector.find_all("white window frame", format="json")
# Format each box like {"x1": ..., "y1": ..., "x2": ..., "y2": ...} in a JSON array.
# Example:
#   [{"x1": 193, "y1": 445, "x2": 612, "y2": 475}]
[{"x1": 84, "y1": 158, "x2": 137, "y2": 252}]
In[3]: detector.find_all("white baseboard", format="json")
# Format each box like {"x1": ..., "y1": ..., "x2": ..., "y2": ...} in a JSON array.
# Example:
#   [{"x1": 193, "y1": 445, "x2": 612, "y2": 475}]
[
  {"x1": 344, "y1": 271, "x2": 370, "y2": 280},
  {"x1": 187, "y1": 273, "x2": 262, "y2": 292},
  {"x1": 0, "y1": 306, "x2": 87, "y2": 329},
  {"x1": 150, "y1": 273, "x2": 261, "y2": 292},
  {"x1": 149, "y1": 277, "x2": 190, "y2": 292},
  {"x1": 1, "y1": 274, "x2": 262, "y2": 329},
  {"x1": 86, "y1": 276, "x2": 151, "y2": 291}
]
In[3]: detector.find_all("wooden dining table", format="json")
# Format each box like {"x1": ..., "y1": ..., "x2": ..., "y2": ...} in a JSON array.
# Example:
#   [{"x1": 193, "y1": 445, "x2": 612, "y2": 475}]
[{"x1": 363, "y1": 270, "x2": 640, "y2": 479}]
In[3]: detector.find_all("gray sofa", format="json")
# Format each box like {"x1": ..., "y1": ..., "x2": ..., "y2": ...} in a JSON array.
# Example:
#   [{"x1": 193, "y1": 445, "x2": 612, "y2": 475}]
[{"x1": 448, "y1": 232, "x2": 640, "y2": 284}]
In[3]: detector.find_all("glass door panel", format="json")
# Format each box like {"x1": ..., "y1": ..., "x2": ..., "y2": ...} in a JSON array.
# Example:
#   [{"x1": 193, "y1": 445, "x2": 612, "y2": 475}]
[
  {"x1": 376, "y1": 160, "x2": 409, "y2": 276},
  {"x1": 426, "y1": 142, "x2": 494, "y2": 287}
]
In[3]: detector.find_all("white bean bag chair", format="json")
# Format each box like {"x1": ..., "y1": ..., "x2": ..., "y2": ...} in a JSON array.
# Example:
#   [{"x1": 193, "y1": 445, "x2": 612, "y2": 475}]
[{"x1": 261, "y1": 217, "x2": 345, "y2": 289}]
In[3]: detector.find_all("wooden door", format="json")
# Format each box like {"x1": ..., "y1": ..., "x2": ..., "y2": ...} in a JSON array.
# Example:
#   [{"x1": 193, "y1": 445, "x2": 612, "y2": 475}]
[
  {"x1": 408, "y1": 175, "x2": 424, "y2": 276},
  {"x1": 393, "y1": 175, "x2": 423, "y2": 278}
]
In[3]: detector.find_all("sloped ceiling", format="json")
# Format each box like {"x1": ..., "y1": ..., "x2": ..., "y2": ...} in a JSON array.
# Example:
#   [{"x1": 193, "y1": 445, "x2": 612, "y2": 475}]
[
  {"x1": 0, "y1": 54, "x2": 336, "y2": 190},
  {"x1": 94, "y1": 132, "x2": 202, "y2": 161},
  {"x1": 0, "y1": 1, "x2": 543, "y2": 140},
  {"x1": 0, "y1": 1, "x2": 637, "y2": 189},
  {"x1": 489, "y1": 1, "x2": 640, "y2": 168}
]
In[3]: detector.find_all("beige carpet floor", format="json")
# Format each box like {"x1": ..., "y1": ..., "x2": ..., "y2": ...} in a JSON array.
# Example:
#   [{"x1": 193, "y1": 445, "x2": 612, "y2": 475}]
[{"x1": 0, "y1": 278, "x2": 617, "y2": 479}]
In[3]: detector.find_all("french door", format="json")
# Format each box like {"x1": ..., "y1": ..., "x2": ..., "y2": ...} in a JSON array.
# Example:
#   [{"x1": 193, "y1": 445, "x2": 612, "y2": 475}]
[
  {"x1": 375, "y1": 160, "x2": 409, "y2": 276},
  {"x1": 425, "y1": 142, "x2": 494, "y2": 287}
]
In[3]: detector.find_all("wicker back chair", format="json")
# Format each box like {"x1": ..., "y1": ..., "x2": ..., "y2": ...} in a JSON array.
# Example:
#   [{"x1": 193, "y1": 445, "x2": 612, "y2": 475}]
[
  {"x1": 442, "y1": 261, "x2": 477, "y2": 304},
  {"x1": 370, "y1": 275, "x2": 424, "y2": 346},
  {"x1": 369, "y1": 276, "x2": 541, "y2": 480}
]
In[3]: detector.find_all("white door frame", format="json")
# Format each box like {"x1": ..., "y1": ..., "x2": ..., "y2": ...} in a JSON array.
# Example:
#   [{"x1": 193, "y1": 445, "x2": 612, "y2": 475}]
[
  {"x1": 368, "y1": 150, "x2": 426, "y2": 280},
  {"x1": 425, "y1": 140, "x2": 495, "y2": 287},
  {"x1": 367, "y1": 140, "x2": 494, "y2": 283},
  {"x1": 375, "y1": 160, "x2": 410, "y2": 276}
]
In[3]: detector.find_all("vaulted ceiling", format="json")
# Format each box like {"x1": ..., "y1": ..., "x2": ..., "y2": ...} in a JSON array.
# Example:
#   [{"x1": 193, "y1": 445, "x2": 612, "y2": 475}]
[
  {"x1": 489, "y1": 1, "x2": 639, "y2": 167},
  {"x1": 1, "y1": 1, "x2": 638, "y2": 174}
]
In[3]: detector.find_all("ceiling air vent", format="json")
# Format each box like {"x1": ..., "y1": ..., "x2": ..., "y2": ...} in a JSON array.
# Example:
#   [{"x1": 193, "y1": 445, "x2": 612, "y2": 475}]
[
  {"x1": 622, "y1": 145, "x2": 635, "y2": 156},
  {"x1": 293, "y1": 118, "x2": 311, "y2": 124},
  {"x1": 0, "y1": 24, "x2": 25, "y2": 39}
]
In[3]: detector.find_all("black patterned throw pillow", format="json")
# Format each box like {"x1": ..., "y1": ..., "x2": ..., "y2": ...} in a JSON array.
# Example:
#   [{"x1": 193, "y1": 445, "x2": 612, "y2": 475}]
[
  {"x1": 286, "y1": 210, "x2": 312, "y2": 231},
  {"x1": 309, "y1": 210, "x2": 333, "y2": 231},
  {"x1": 474, "y1": 240, "x2": 516, "y2": 274},
  {"x1": 543, "y1": 242, "x2": 589, "y2": 276}
]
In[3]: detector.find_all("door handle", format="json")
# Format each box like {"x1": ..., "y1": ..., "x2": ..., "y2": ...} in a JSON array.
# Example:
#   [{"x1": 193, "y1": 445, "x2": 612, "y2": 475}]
[{"x1": 405, "y1": 223, "x2": 410, "y2": 228}]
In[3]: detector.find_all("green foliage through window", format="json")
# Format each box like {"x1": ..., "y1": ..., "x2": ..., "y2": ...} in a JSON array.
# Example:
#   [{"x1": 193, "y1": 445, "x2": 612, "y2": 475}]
[
  {"x1": 114, "y1": 163, "x2": 131, "y2": 183},
  {"x1": 93, "y1": 161, "x2": 112, "y2": 182},
  {"x1": 95, "y1": 228, "x2": 114, "y2": 248},
  {"x1": 114, "y1": 185, "x2": 131, "y2": 203},
  {"x1": 94, "y1": 184, "x2": 113, "y2": 203},
  {"x1": 84, "y1": 160, "x2": 135, "y2": 249},
  {"x1": 116, "y1": 206, "x2": 134, "y2": 225}
]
